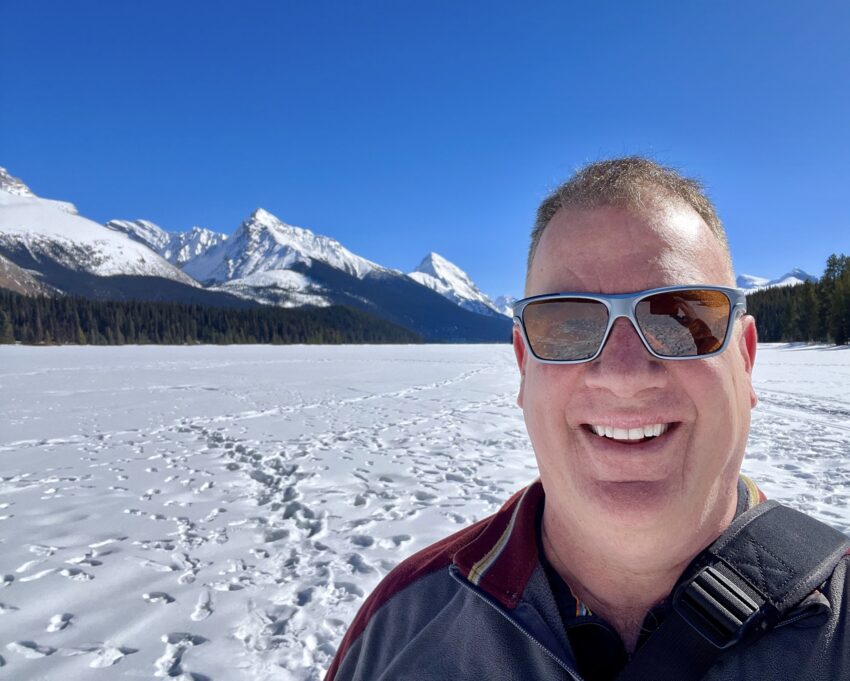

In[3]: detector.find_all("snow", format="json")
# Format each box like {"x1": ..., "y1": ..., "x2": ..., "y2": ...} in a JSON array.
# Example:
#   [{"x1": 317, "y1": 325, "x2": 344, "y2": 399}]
[
  {"x1": 494, "y1": 294, "x2": 517, "y2": 317},
  {"x1": 107, "y1": 221, "x2": 228, "y2": 267},
  {"x1": 737, "y1": 268, "x2": 818, "y2": 293},
  {"x1": 0, "y1": 343, "x2": 847, "y2": 680},
  {"x1": 408, "y1": 252, "x2": 503, "y2": 317},
  {"x1": 0, "y1": 191, "x2": 198, "y2": 285},
  {"x1": 215, "y1": 271, "x2": 331, "y2": 307},
  {"x1": 0, "y1": 167, "x2": 35, "y2": 198},
  {"x1": 106, "y1": 219, "x2": 173, "y2": 253},
  {"x1": 184, "y1": 208, "x2": 383, "y2": 284}
]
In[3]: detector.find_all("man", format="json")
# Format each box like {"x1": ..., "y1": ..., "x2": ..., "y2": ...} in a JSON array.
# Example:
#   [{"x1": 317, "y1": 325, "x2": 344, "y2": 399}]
[{"x1": 326, "y1": 158, "x2": 850, "y2": 680}]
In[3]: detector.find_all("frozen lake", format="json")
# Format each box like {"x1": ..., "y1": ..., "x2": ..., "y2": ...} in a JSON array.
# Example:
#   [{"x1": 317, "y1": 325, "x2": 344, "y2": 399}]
[{"x1": 1, "y1": 343, "x2": 848, "y2": 680}]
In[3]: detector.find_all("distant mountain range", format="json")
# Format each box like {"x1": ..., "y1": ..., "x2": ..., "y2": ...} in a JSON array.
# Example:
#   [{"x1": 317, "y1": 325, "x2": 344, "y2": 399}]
[
  {"x1": 736, "y1": 269, "x2": 818, "y2": 293},
  {"x1": 0, "y1": 167, "x2": 513, "y2": 342},
  {"x1": 1, "y1": 165, "x2": 823, "y2": 342}
]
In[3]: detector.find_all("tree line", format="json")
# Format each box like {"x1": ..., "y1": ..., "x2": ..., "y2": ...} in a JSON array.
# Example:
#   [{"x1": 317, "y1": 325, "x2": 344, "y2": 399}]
[
  {"x1": 0, "y1": 291, "x2": 422, "y2": 345},
  {"x1": 746, "y1": 253, "x2": 849, "y2": 344}
]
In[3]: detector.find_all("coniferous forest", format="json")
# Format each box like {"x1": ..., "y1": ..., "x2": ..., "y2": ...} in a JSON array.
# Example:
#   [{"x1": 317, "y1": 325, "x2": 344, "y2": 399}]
[
  {"x1": 0, "y1": 253, "x2": 847, "y2": 346},
  {"x1": 746, "y1": 254, "x2": 850, "y2": 344},
  {"x1": 0, "y1": 291, "x2": 422, "y2": 345}
]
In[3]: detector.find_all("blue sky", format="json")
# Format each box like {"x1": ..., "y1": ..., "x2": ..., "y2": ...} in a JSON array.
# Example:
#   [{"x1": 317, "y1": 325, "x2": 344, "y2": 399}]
[{"x1": 2, "y1": 1, "x2": 848, "y2": 299}]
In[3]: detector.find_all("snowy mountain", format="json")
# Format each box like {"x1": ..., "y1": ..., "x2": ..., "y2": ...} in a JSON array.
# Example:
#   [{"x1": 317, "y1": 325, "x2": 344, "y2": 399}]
[
  {"x1": 0, "y1": 167, "x2": 36, "y2": 197},
  {"x1": 0, "y1": 168, "x2": 512, "y2": 341},
  {"x1": 184, "y1": 208, "x2": 383, "y2": 285},
  {"x1": 0, "y1": 168, "x2": 262, "y2": 309},
  {"x1": 0, "y1": 187, "x2": 197, "y2": 285},
  {"x1": 408, "y1": 252, "x2": 504, "y2": 318},
  {"x1": 106, "y1": 219, "x2": 227, "y2": 267},
  {"x1": 737, "y1": 268, "x2": 818, "y2": 294},
  {"x1": 494, "y1": 295, "x2": 517, "y2": 317},
  {"x1": 179, "y1": 209, "x2": 511, "y2": 341}
]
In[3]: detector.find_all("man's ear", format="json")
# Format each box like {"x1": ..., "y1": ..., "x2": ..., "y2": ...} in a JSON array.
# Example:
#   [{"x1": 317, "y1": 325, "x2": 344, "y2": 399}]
[
  {"x1": 513, "y1": 324, "x2": 527, "y2": 408},
  {"x1": 738, "y1": 314, "x2": 758, "y2": 407}
]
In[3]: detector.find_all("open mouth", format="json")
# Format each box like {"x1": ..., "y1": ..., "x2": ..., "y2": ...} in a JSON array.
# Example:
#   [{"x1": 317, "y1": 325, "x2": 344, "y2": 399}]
[{"x1": 583, "y1": 422, "x2": 676, "y2": 445}]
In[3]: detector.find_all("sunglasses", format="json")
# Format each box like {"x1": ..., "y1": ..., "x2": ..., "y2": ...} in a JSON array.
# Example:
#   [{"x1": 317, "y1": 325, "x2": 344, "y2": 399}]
[{"x1": 513, "y1": 285, "x2": 747, "y2": 363}]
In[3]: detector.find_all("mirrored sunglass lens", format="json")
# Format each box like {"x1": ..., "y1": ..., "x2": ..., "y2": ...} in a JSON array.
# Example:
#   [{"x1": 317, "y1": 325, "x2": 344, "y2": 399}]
[
  {"x1": 523, "y1": 299, "x2": 609, "y2": 361},
  {"x1": 635, "y1": 290, "x2": 731, "y2": 357}
]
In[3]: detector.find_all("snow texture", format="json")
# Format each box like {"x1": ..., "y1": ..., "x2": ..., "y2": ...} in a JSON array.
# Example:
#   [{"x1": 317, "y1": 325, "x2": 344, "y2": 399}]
[
  {"x1": 0, "y1": 343, "x2": 847, "y2": 680},
  {"x1": 408, "y1": 252, "x2": 505, "y2": 317},
  {"x1": 0, "y1": 190, "x2": 198, "y2": 285}
]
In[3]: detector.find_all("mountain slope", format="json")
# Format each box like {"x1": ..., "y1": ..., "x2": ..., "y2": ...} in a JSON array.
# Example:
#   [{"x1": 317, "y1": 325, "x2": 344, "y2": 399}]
[
  {"x1": 408, "y1": 252, "x2": 504, "y2": 317},
  {"x1": 287, "y1": 259, "x2": 513, "y2": 342},
  {"x1": 106, "y1": 220, "x2": 227, "y2": 267},
  {"x1": 0, "y1": 253, "x2": 57, "y2": 296},
  {"x1": 0, "y1": 191, "x2": 198, "y2": 285}
]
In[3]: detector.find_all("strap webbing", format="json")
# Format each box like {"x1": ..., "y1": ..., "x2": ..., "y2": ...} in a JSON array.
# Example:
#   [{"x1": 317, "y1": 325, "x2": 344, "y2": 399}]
[{"x1": 616, "y1": 501, "x2": 850, "y2": 681}]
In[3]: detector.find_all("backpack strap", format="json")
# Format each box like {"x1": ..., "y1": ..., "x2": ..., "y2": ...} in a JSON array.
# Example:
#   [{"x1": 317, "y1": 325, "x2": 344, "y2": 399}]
[{"x1": 616, "y1": 501, "x2": 850, "y2": 681}]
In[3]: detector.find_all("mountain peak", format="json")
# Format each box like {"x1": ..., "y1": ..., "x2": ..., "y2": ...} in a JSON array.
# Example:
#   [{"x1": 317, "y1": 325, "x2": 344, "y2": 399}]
[
  {"x1": 409, "y1": 252, "x2": 505, "y2": 317},
  {"x1": 0, "y1": 167, "x2": 36, "y2": 197},
  {"x1": 186, "y1": 207, "x2": 381, "y2": 283},
  {"x1": 249, "y1": 207, "x2": 279, "y2": 225},
  {"x1": 414, "y1": 252, "x2": 473, "y2": 284}
]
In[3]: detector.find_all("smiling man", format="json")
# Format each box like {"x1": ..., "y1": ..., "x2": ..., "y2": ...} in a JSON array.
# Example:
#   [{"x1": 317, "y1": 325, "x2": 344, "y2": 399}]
[{"x1": 326, "y1": 158, "x2": 850, "y2": 681}]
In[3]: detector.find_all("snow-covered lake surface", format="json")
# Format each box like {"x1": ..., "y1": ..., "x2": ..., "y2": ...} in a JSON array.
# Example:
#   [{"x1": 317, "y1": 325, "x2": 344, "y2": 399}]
[{"x1": 1, "y1": 343, "x2": 848, "y2": 680}]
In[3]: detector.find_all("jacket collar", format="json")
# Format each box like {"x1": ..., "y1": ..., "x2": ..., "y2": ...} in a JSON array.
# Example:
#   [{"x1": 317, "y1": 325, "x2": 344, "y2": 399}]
[{"x1": 453, "y1": 475, "x2": 766, "y2": 610}]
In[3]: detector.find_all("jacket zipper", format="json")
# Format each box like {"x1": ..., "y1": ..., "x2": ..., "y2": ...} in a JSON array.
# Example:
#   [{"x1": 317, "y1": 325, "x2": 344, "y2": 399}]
[{"x1": 449, "y1": 567, "x2": 586, "y2": 681}]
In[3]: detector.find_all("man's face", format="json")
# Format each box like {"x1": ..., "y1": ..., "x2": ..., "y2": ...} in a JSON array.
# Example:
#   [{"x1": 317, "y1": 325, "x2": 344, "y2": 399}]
[{"x1": 515, "y1": 201, "x2": 758, "y2": 545}]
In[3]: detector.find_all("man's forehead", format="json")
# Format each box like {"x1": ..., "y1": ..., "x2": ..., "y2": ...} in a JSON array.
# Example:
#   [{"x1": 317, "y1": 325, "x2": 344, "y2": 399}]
[{"x1": 527, "y1": 202, "x2": 729, "y2": 295}]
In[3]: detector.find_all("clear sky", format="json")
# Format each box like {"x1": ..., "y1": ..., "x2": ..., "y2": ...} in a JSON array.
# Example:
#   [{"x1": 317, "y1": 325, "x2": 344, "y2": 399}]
[{"x1": 2, "y1": 1, "x2": 848, "y2": 299}]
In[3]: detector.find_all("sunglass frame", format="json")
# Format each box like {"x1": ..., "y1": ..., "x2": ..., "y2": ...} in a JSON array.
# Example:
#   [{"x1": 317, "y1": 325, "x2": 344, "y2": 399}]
[{"x1": 512, "y1": 285, "x2": 748, "y2": 364}]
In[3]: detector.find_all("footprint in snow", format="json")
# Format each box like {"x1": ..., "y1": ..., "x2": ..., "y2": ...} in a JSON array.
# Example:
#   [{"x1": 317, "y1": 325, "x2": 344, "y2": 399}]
[
  {"x1": 0, "y1": 602, "x2": 20, "y2": 614},
  {"x1": 350, "y1": 534, "x2": 374, "y2": 548},
  {"x1": 378, "y1": 534, "x2": 412, "y2": 549},
  {"x1": 154, "y1": 632, "x2": 207, "y2": 678},
  {"x1": 6, "y1": 640, "x2": 56, "y2": 659},
  {"x1": 190, "y1": 590, "x2": 213, "y2": 621},
  {"x1": 66, "y1": 553, "x2": 102, "y2": 566},
  {"x1": 29, "y1": 544, "x2": 58, "y2": 557},
  {"x1": 60, "y1": 568, "x2": 94, "y2": 581},
  {"x1": 46, "y1": 613, "x2": 73, "y2": 632},
  {"x1": 0, "y1": 575, "x2": 12, "y2": 588},
  {"x1": 143, "y1": 592, "x2": 175, "y2": 604},
  {"x1": 60, "y1": 644, "x2": 137, "y2": 668}
]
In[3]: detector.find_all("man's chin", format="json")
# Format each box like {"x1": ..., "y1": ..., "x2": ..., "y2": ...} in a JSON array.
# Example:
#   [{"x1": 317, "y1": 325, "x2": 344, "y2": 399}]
[{"x1": 585, "y1": 479, "x2": 679, "y2": 526}]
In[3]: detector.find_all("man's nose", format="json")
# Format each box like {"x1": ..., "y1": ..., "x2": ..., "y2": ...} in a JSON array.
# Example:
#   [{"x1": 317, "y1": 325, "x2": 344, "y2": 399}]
[{"x1": 583, "y1": 318, "x2": 667, "y2": 396}]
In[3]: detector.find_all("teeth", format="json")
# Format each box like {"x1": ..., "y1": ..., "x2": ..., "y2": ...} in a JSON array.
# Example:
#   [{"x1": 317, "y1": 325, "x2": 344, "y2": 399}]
[{"x1": 589, "y1": 423, "x2": 670, "y2": 441}]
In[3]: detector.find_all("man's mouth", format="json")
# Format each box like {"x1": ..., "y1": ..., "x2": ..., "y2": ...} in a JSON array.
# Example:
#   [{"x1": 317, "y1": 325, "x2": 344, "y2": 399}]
[{"x1": 584, "y1": 422, "x2": 674, "y2": 444}]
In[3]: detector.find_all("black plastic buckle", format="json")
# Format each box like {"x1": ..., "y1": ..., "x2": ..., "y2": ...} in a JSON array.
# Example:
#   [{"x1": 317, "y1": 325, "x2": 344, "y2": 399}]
[{"x1": 672, "y1": 564, "x2": 765, "y2": 650}]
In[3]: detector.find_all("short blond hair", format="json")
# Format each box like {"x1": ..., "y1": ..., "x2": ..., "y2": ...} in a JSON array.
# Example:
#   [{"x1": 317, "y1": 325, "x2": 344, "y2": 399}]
[{"x1": 529, "y1": 157, "x2": 732, "y2": 275}]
